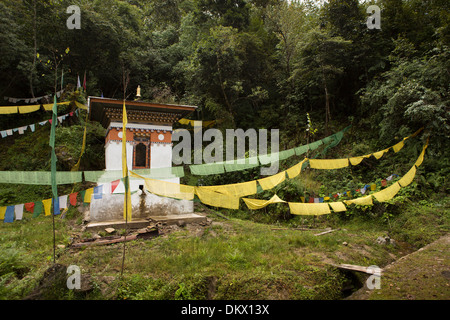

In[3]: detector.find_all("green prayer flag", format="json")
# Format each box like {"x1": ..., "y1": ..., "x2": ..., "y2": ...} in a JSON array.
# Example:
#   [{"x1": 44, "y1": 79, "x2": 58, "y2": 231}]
[
  {"x1": 33, "y1": 201, "x2": 43, "y2": 218},
  {"x1": 189, "y1": 163, "x2": 225, "y2": 175},
  {"x1": 294, "y1": 145, "x2": 309, "y2": 156}
]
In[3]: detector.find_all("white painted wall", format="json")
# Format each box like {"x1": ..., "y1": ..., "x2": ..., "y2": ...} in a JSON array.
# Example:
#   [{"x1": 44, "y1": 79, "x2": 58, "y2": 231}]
[
  {"x1": 150, "y1": 143, "x2": 173, "y2": 168},
  {"x1": 105, "y1": 140, "x2": 133, "y2": 171}
]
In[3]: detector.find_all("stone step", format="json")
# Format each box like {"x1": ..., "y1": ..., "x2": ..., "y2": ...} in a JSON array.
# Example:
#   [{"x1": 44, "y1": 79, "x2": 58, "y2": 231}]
[{"x1": 86, "y1": 214, "x2": 206, "y2": 231}]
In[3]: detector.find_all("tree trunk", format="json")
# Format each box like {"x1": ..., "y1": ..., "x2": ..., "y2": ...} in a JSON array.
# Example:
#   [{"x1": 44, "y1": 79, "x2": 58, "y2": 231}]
[
  {"x1": 30, "y1": 0, "x2": 37, "y2": 98},
  {"x1": 322, "y1": 65, "x2": 331, "y2": 133}
]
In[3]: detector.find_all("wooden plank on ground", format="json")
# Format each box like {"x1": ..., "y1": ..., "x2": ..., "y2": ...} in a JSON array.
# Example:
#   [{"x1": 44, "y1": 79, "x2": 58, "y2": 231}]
[{"x1": 333, "y1": 264, "x2": 383, "y2": 275}]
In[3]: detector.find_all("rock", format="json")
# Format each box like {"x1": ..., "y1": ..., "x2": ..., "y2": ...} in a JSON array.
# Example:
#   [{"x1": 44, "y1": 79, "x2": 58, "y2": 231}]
[
  {"x1": 105, "y1": 228, "x2": 115, "y2": 234},
  {"x1": 93, "y1": 233, "x2": 101, "y2": 239},
  {"x1": 342, "y1": 241, "x2": 348, "y2": 246},
  {"x1": 177, "y1": 220, "x2": 186, "y2": 227},
  {"x1": 376, "y1": 236, "x2": 388, "y2": 245},
  {"x1": 77, "y1": 274, "x2": 94, "y2": 293},
  {"x1": 57, "y1": 244, "x2": 66, "y2": 249}
]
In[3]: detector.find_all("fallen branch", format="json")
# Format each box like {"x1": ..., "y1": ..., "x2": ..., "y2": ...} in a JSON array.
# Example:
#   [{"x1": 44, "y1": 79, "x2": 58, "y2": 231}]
[
  {"x1": 271, "y1": 227, "x2": 325, "y2": 231},
  {"x1": 314, "y1": 228, "x2": 340, "y2": 236},
  {"x1": 70, "y1": 228, "x2": 158, "y2": 248},
  {"x1": 71, "y1": 234, "x2": 138, "y2": 248}
]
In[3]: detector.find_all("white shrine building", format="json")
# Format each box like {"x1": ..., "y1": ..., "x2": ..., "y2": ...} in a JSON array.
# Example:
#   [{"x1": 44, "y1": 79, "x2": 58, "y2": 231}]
[{"x1": 86, "y1": 96, "x2": 198, "y2": 222}]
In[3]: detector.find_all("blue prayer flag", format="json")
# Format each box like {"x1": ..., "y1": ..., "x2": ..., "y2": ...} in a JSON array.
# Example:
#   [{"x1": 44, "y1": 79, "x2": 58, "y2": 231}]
[{"x1": 4, "y1": 206, "x2": 14, "y2": 223}]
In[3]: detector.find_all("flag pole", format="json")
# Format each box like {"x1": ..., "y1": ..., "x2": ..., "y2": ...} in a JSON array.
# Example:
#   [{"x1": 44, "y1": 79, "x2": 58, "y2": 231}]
[{"x1": 50, "y1": 95, "x2": 58, "y2": 264}]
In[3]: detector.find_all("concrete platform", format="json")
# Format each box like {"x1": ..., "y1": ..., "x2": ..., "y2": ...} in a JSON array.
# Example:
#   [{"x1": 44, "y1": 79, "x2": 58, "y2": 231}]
[{"x1": 86, "y1": 214, "x2": 207, "y2": 231}]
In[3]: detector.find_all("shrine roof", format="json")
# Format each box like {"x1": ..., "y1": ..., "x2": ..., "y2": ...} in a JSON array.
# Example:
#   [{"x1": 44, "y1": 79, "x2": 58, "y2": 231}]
[{"x1": 88, "y1": 96, "x2": 197, "y2": 128}]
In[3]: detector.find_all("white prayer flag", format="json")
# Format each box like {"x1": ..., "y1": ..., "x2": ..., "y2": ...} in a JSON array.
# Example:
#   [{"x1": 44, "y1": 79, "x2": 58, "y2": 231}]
[{"x1": 15, "y1": 204, "x2": 24, "y2": 220}]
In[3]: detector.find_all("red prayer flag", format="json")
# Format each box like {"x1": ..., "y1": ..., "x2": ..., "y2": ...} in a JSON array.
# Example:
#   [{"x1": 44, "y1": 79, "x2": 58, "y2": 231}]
[
  {"x1": 381, "y1": 179, "x2": 387, "y2": 187},
  {"x1": 69, "y1": 192, "x2": 78, "y2": 206},
  {"x1": 111, "y1": 179, "x2": 120, "y2": 193},
  {"x1": 25, "y1": 202, "x2": 35, "y2": 213},
  {"x1": 308, "y1": 197, "x2": 314, "y2": 203},
  {"x1": 83, "y1": 71, "x2": 87, "y2": 91}
]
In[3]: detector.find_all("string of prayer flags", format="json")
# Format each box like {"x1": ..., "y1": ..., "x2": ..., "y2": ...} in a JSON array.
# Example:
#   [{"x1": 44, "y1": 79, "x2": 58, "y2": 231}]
[
  {"x1": 3, "y1": 89, "x2": 65, "y2": 105},
  {"x1": 0, "y1": 109, "x2": 78, "y2": 140}
]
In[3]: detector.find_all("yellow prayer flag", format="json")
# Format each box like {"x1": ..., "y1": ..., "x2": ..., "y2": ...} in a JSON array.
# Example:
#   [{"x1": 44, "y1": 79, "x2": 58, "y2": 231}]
[
  {"x1": 392, "y1": 139, "x2": 406, "y2": 153},
  {"x1": 372, "y1": 182, "x2": 401, "y2": 202},
  {"x1": 122, "y1": 101, "x2": 132, "y2": 221},
  {"x1": 286, "y1": 158, "x2": 307, "y2": 179},
  {"x1": 73, "y1": 101, "x2": 88, "y2": 110},
  {"x1": 309, "y1": 158, "x2": 349, "y2": 170},
  {"x1": 42, "y1": 198, "x2": 52, "y2": 216},
  {"x1": 197, "y1": 180, "x2": 257, "y2": 198},
  {"x1": 398, "y1": 165, "x2": 416, "y2": 187},
  {"x1": 243, "y1": 194, "x2": 286, "y2": 210},
  {"x1": 0, "y1": 106, "x2": 18, "y2": 114},
  {"x1": 257, "y1": 171, "x2": 286, "y2": 190},
  {"x1": 0, "y1": 207, "x2": 6, "y2": 220},
  {"x1": 344, "y1": 195, "x2": 373, "y2": 206},
  {"x1": 178, "y1": 118, "x2": 192, "y2": 125},
  {"x1": 42, "y1": 101, "x2": 70, "y2": 111},
  {"x1": 328, "y1": 202, "x2": 347, "y2": 212},
  {"x1": 18, "y1": 105, "x2": 41, "y2": 114},
  {"x1": 409, "y1": 127, "x2": 424, "y2": 138},
  {"x1": 288, "y1": 202, "x2": 331, "y2": 216},
  {"x1": 372, "y1": 148, "x2": 390, "y2": 160},
  {"x1": 84, "y1": 188, "x2": 94, "y2": 203},
  {"x1": 370, "y1": 184, "x2": 376, "y2": 191},
  {"x1": 415, "y1": 141, "x2": 428, "y2": 168},
  {"x1": 349, "y1": 156, "x2": 365, "y2": 166},
  {"x1": 195, "y1": 187, "x2": 240, "y2": 209},
  {"x1": 129, "y1": 170, "x2": 195, "y2": 200}
]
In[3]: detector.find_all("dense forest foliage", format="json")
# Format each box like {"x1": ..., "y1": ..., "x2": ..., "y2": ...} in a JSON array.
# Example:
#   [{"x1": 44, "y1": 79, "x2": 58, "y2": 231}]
[{"x1": 0, "y1": 0, "x2": 448, "y2": 193}]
